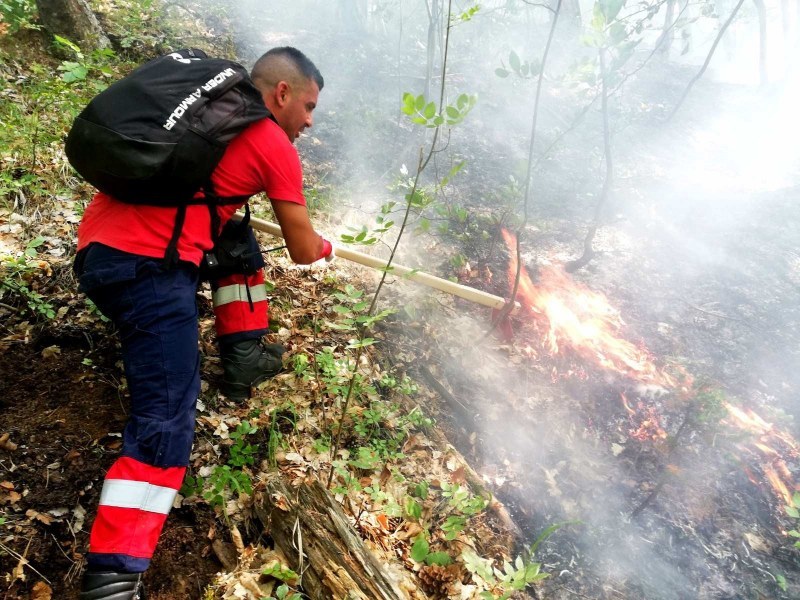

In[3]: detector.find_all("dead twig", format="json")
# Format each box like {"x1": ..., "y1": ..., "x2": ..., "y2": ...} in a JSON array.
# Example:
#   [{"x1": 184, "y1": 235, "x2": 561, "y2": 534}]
[
  {"x1": 668, "y1": 0, "x2": 747, "y2": 119},
  {"x1": 630, "y1": 410, "x2": 693, "y2": 518},
  {"x1": 1, "y1": 537, "x2": 52, "y2": 586}
]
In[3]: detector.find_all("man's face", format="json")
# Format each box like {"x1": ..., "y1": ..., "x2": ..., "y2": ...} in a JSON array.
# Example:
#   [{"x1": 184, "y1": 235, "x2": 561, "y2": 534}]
[{"x1": 278, "y1": 79, "x2": 319, "y2": 143}]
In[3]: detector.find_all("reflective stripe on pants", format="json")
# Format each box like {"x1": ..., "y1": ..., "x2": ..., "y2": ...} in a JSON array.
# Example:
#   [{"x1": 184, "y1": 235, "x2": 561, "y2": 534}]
[
  {"x1": 213, "y1": 270, "x2": 269, "y2": 342},
  {"x1": 88, "y1": 457, "x2": 186, "y2": 572}
]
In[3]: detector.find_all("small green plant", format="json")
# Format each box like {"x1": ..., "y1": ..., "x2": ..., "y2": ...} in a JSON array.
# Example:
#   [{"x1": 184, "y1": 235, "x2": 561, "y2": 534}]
[
  {"x1": 348, "y1": 446, "x2": 383, "y2": 471},
  {"x1": 264, "y1": 583, "x2": 293, "y2": 600},
  {"x1": 181, "y1": 465, "x2": 253, "y2": 509},
  {"x1": 330, "y1": 460, "x2": 362, "y2": 496},
  {"x1": 228, "y1": 420, "x2": 258, "y2": 467},
  {"x1": 463, "y1": 522, "x2": 572, "y2": 599},
  {"x1": 328, "y1": 283, "x2": 395, "y2": 335},
  {"x1": 442, "y1": 482, "x2": 489, "y2": 516},
  {"x1": 202, "y1": 465, "x2": 252, "y2": 508},
  {"x1": 0, "y1": 0, "x2": 39, "y2": 33},
  {"x1": 265, "y1": 405, "x2": 297, "y2": 467},
  {"x1": 693, "y1": 385, "x2": 729, "y2": 426},
  {"x1": 410, "y1": 535, "x2": 452, "y2": 566},
  {"x1": 463, "y1": 550, "x2": 548, "y2": 600},
  {"x1": 401, "y1": 92, "x2": 477, "y2": 128},
  {"x1": 262, "y1": 561, "x2": 298, "y2": 584},
  {"x1": 0, "y1": 237, "x2": 55, "y2": 319},
  {"x1": 292, "y1": 353, "x2": 310, "y2": 377},
  {"x1": 785, "y1": 492, "x2": 800, "y2": 549},
  {"x1": 53, "y1": 36, "x2": 117, "y2": 87},
  {"x1": 774, "y1": 572, "x2": 787, "y2": 592},
  {"x1": 495, "y1": 50, "x2": 542, "y2": 79}
]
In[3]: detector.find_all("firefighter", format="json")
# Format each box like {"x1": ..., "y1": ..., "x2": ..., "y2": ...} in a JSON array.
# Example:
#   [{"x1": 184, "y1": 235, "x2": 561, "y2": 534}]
[{"x1": 74, "y1": 47, "x2": 332, "y2": 599}]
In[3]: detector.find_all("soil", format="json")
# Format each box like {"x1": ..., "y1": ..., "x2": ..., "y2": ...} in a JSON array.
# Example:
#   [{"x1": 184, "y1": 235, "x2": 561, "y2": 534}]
[{"x1": 0, "y1": 329, "x2": 221, "y2": 599}]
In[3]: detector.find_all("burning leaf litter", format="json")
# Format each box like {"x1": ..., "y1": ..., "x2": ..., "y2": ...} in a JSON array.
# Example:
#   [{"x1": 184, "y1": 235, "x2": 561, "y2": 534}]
[{"x1": 502, "y1": 229, "x2": 798, "y2": 511}]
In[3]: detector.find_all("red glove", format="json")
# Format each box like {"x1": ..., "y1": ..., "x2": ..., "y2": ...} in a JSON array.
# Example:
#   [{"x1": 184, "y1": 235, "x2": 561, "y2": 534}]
[{"x1": 318, "y1": 237, "x2": 334, "y2": 262}]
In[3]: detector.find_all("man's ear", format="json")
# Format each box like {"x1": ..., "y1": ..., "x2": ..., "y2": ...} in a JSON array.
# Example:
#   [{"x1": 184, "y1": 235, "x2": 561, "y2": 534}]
[{"x1": 275, "y1": 81, "x2": 291, "y2": 107}]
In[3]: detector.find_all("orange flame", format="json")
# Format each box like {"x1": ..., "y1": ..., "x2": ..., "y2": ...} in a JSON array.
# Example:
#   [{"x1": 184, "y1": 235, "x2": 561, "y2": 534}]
[
  {"x1": 765, "y1": 466, "x2": 793, "y2": 505},
  {"x1": 620, "y1": 393, "x2": 635, "y2": 415},
  {"x1": 503, "y1": 230, "x2": 673, "y2": 387},
  {"x1": 502, "y1": 230, "x2": 798, "y2": 508}
]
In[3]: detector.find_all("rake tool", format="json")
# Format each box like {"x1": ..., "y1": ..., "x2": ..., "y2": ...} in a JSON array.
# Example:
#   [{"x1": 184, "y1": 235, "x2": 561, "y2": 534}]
[{"x1": 242, "y1": 214, "x2": 521, "y2": 314}]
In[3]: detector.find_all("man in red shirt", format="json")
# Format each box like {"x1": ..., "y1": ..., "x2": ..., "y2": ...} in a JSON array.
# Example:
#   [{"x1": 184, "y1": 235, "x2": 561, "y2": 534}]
[{"x1": 75, "y1": 47, "x2": 332, "y2": 599}]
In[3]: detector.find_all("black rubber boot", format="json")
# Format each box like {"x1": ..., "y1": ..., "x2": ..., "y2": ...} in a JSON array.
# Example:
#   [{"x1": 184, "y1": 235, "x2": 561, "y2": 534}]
[
  {"x1": 220, "y1": 339, "x2": 285, "y2": 401},
  {"x1": 79, "y1": 571, "x2": 146, "y2": 600}
]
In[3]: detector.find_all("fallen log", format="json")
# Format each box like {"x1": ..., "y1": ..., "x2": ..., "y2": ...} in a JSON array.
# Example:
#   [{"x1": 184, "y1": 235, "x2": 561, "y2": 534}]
[{"x1": 254, "y1": 473, "x2": 410, "y2": 600}]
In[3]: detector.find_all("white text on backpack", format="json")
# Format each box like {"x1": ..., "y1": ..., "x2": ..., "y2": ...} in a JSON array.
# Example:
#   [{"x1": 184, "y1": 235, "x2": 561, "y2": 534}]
[{"x1": 162, "y1": 68, "x2": 237, "y2": 130}]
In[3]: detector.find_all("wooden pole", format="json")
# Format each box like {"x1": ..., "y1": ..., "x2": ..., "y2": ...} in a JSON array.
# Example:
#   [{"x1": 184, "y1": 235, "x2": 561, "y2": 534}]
[{"x1": 243, "y1": 214, "x2": 522, "y2": 313}]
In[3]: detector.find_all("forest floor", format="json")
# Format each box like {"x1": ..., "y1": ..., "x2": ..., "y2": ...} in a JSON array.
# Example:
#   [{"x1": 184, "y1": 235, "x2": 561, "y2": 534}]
[{"x1": 2, "y1": 3, "x2": 800, "y2": 600}]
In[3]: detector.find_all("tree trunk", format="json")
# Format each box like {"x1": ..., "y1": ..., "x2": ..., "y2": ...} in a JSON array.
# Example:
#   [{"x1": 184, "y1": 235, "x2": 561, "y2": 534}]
[
  {"x1": 337, "y1": 0, "x2": 367, "y2": 35},
  {"x1": 35, "y1": 0, "x2": 110, "y2": 50},
  {"x1": 254, "y1": 474, "x2": 410, "y2": 600},
  {"x1": 566, "y1": 47, "x2": 613, "y2": 273},
  {"x1": 423, "y1": 0, "x2": 441, "y2": 99},
  {"x1": 656, "y1": 0, "x2": 677, "y2": 55},
  {"x1": 752, "y1": 0, "x2": 768, "y2": 84}
]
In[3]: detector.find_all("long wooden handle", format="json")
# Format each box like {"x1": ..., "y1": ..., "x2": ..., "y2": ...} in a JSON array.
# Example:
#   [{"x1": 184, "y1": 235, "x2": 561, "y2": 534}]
[{"x1": 241, "y1": 213, "x2": 521, "y2": 313}]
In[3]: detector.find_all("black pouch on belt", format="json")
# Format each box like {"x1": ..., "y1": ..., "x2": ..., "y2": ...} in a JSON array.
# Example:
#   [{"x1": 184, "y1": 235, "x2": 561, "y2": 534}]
[{"x1": 199, "y1": 206, "x2": 265, "y2": 281}]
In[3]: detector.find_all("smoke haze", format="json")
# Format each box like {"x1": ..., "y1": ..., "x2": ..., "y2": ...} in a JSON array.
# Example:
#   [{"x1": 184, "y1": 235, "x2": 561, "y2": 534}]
[{"x1": 225, "y1": 0, "x2": 799, "y2": 596}]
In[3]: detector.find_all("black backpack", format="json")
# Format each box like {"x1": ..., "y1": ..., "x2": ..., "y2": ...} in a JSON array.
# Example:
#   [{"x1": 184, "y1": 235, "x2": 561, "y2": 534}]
[{"x1": 66, "y1": 48, "x2": 270, "y2": 265}]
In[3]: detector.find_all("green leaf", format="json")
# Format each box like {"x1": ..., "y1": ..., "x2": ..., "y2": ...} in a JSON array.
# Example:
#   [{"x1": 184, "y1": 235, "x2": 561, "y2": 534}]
[
  {"x1": 347, "y1": 338, "x2": 376, "y2": 349},
  {"x1": 495, "y1": 68, "x2": 510, "y2": 78},
  {"x1": 530, "y1": 521, "x2": 577, "y2": 554},
  {"x1": 590, "y1": 2, "x2": 606, "y2": 32},
  {"x1": 414, "y1": 94, "x2": 426, "y2": 111},
  {"x1": 786, "y1": 506, "x2": 800, "y2": 519},
  {"x1": 776, "y1": 573, "x2": 787, "y2": 591},
  {"x1": 600, "y1": 0, "x2": 626, "y2": 21},
  {"x1": 405, "y1": 497, "x2": 423, "y2": 519},
  {"x1": 425, "y1": 552, "x2": 452, "y2": 566},
  {"x1": 524, "y1": 561, "x2": 542, "y2": 581},
  {"x1": 609, "y1": 21, "x2": 627, "y2": 45},
  {"x1": 509, "y1": 51, "x2": 521, "y2": 73},
  {"x1": 446, "y1": 106, "x2": 460, "y2": 119},
  {"x1": 423, "y1": 101, "x2": 436, "y2": 119},
  {"x1": 411, "y1": 536, "x2": 429, "y2": 562}
]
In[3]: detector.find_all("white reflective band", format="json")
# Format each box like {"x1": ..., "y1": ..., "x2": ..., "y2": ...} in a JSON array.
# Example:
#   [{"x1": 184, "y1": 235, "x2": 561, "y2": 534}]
[
  {"x1": 99, "y1": 479, "x2": 177, "y2": 514},
  {"x1": 213, "y1": 284, "x2": 268, "y2": 307}
]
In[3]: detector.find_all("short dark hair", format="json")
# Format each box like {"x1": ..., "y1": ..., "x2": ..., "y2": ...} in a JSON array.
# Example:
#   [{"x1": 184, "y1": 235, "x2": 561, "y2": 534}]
[{"x1": 251, "y1": 47, "x2": 324, "y2": 92}]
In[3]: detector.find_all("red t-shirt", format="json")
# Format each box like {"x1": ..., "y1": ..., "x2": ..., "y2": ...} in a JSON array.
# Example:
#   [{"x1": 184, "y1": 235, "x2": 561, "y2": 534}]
[{"x1": 77, "y1": 118, "x2": 305, "y2": 265}]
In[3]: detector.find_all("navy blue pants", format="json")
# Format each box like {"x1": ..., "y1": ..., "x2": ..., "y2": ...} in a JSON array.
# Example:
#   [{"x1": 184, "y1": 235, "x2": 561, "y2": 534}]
[
  {"x1": 77, "y1": 244, "x2": 200, "y2": 467},
  {"x1": 76, "y1": 244, "x2": 200, "y2": 571}
]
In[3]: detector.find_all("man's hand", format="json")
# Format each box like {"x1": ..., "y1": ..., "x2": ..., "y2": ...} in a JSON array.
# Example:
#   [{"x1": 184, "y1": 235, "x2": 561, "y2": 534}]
[{"x1": 320, "y1": 238, "x2": 335, "y2": 263}]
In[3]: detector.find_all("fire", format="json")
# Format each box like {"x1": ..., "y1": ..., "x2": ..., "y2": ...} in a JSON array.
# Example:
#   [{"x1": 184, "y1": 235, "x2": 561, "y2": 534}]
[
  {"x1": 724, "y1": 402, "x2": 798, "y2": 504},
  {"x1": 620, "y1": 393, "x2": 635, "y2": 415},
  {"x1": 765, "y1": 466, "x2": 793, "y2": 505},
  {"x1": 503, "y1": 230, "x2": 673, "y2": 387},
  {"x1": 502, "y1": 230, "x2": 798, "y2": 510}
]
